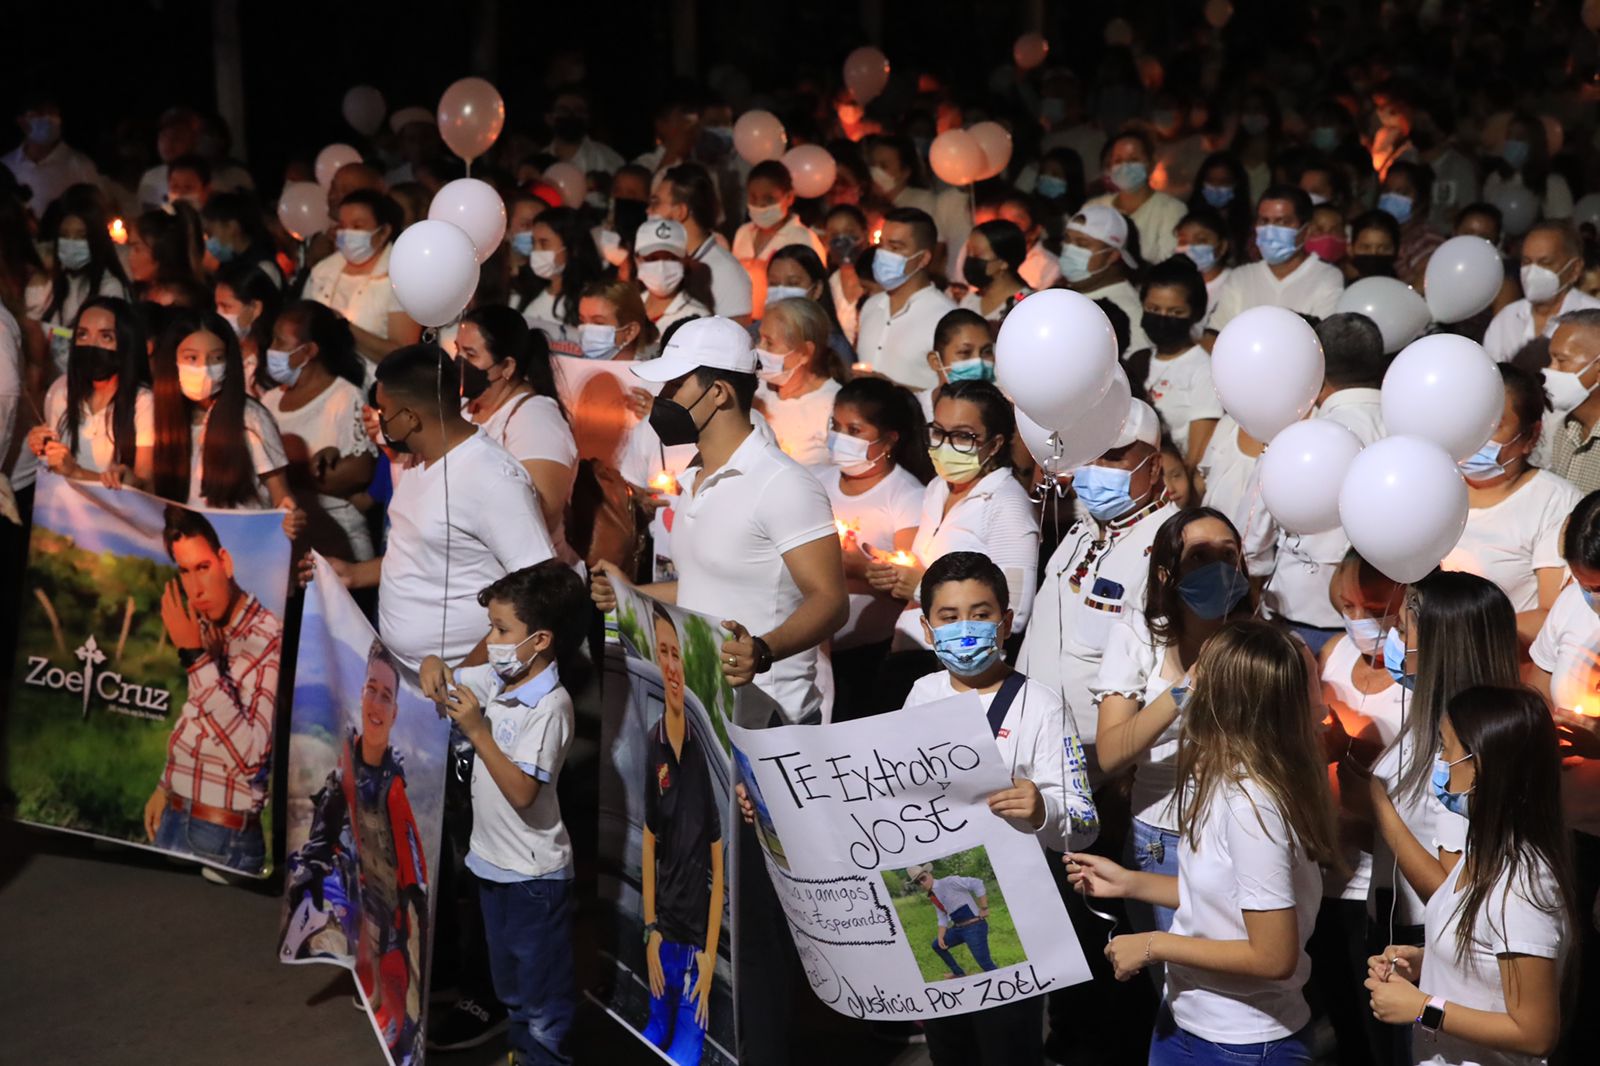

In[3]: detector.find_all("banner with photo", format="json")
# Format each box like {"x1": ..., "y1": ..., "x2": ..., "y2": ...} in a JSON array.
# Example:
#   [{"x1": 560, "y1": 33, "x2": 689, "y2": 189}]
[
  {"x1": 728, "y1": 694, "x2": 1092, "y2": 1021},
  {"x1": 8, "y1": 472, "x2": 291, "y2": 877},
  {"x1": 596, "y1": 579, "x2": 739, "y2": 1066},
  {"x1": 277, "y1": 554, "x2": 449, "y2": 1066}
]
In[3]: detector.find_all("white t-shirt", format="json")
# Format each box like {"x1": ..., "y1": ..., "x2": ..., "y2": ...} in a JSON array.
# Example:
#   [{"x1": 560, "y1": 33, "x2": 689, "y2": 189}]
[
  {"x1": 1417, "y1": 857, "x2": 1568, "y2": 1066},
  {"x1": 1166, "y1": 778, "x2": 1322, "y2": 1044},
  {"x1": 755, "y1": 379, "x2": 840, "y2": 468},
  {"x1": 894, "y1": 467, "x2": 1041, "y2": 647},
  {"x1": 1440, "y1": 471, "x2": 1579, "y2": 612},
  {"x1": 1529, "y1": 582, "x2": 1600, "y2": 837},
  {"x1": 1144, "y1": 345, "x2": 1223, "y2": 455},
  {"x1": 261, "y1": 378, "x2": 377, "y2": 561},
  {"x1": 672, "y1": 428, "x2": 838, "y2": 725},
  {"x1": 957, "y1": 285, "x2": 1032, "y2": 325},
  {"x1": 187, "y1": 400, "x2": 289, "y2": 509},
  {"x1": 1208, "y1": 257, "x2": 1345, "y2": 334},
  {"x1": 1198, "y1": 415, "x2": 1260, "y2": 535},
  {"x1": 1078, "y1": 278, "x2": 1150, "y2": 355},
  {"x1": 303, "y1": 245, "x2": 405, "y2": 343},
  {"x1": 731, "y1": 215, "x2": 825, "y2": 267},
  {"x1": 1086, "y1": 190, "x2": 1186, "y2": 265},
  {"x1": 1319, "y1": 635, "x2": 1406, "y2": 901},
  {"x1": 41, "y1": 377, "x2": 154, "y2": 473},
  {"x1": 855, "y1": 284, "x2": 958, "y2": 391},
  {"x1": 378, "y1": 431, "x2": 555, "y2": 672},
  {"x1": 691, "y1": 235, "x2": 754, "y2": 321},
  {"x1": 1089, "y1": 609, "x2": 1183, "y2": 830},
  {"x1": 1371, "y1": 735, "x2": 1445, "y2": 927},
  {"x1": 476, "y1": 392, "x2": 579, "y2": 566},
  {"x1": 817, "y1": 464, "x2": 924, "y2": 649},
  {"x1": 651, "y1": 291, "x2": 712, "y2": 335},
  {"x1": 905, "y1": 670, "x2": 1098, "y2": 853},
  {"x1": 1483, "y1": 288, "x2": 1600, "y2": 363},
  {"x1": 456, "y1": 663, "x2": 574, "y2": 879},
  {"x1": 1201, "y1": 267, "x2": 1233, "y2": 330},
  {"x1": 522, "y1": 288, "x2": 577, "y2": 345},
  {"x1": 2, "y1": 141, "x2": 101, "y2": 214}
]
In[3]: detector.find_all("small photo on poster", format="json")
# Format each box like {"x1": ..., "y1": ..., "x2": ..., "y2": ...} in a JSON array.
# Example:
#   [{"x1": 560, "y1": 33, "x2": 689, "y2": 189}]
[{"x1": 883, "y1": 846, "x2": 1028, "y2": 984}]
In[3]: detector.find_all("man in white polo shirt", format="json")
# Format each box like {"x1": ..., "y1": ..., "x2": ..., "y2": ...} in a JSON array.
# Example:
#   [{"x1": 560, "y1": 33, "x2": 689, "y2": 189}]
[
  {"x1": 1206, "y1": 185, "x2": 1344, "y2": 337},
  {"x1": 649, "y1": 163, "x2": 754, "y2": 326},
  {"x1": 855, "y1": 207, "x2": 958, "y2": 391},
  {"x1": 1483, "y1": 221, "x2": 1600, "y2": 362}
]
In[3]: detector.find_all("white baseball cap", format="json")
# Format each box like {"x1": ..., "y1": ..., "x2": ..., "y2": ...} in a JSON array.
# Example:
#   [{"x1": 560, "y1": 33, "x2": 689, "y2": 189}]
[
  {"x1": 635, "y1": 218, "x2": 688, "y2": 257},
  {"x1": 1108, "y1": 398, "x2": 1161, "y2": 450},
  {"x1": 632, "y1": 316, "x2": 756, "y2": 382},
  {"x1": 1067, "y1": 204, "x2": 1137, "y2": 269}
]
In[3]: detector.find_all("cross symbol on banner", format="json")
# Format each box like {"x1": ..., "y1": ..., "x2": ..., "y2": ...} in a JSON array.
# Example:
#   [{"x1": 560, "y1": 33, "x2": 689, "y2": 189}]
[{"x1": 76, "y1": 635, "x2": 106, "y2": 721}]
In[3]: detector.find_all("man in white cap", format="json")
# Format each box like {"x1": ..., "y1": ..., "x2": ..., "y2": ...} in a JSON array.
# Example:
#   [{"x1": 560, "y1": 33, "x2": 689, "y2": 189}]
[
  {"x1": 1206, "y1": 185, "x2": 1344, "y2": 338},
  {"x1": 855, "y1": 207, "x2": 957, "y2": 390},
  {"x1": 589, "y1": 317, "x2": 847, "y2": 1065},
  {"x1": 634, "y1": 218, "x2": 711, "y2": 333},
  {"x1": 1018, "y1": 399, "x2": 1177, "y2": 768},
  {"x1": 1058, "y1": 204, "x2": 1149, "y2": 354}
]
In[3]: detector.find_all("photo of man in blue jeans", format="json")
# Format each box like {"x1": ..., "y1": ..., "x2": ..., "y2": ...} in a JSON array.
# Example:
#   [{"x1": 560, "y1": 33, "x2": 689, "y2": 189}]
[{"x1": 908, "y1": 863, "x2": 997, "y2": 977}]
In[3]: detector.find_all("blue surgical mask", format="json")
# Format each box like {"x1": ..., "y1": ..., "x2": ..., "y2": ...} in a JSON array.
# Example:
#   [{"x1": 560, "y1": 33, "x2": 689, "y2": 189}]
[
  {"x1": 765, "y1": 285, "x2": 809, "y2": 307},
  {"x1": 930, "y1": 620, "x2": 1002, "y2": 677},
  {"x1": 510, "y1": 231, "x2": 534, "y2": 258},
  {"x1": 1036, "y1": 174, "x2": 1068, "y2": 200},
  {"x1": 336, "y1": 228, "x2": 377, "y2": 265},
  {"x1": 1458, "y1": 437, "x2": 1511, "y2": 482},
  {"x1": 1501, "y1": 139, "x2": 1531, "y2": 171},
  {"x1": 1179, "y1": 243, "x2": 1217, "y2": 271},
  {"x1": 205, "y1": 235, "x2": 235, "y2": 264},
  {"x1": 1109, "y1": 162, "x2": 1149, "y2": 192},
  {"x1": 1430, "y1": 754, "x2": 1474, "y2": 818},
  {"x1": 1058, "y1": 243, "x2": 1095, "y2": 283},
  {"x1": 1383, "y1": 626, "x2": 1415, "y2": 690},
  {"x1": 578, "y1": 323, "x2": 618, "y2": 359},
  {"x1": 1073, "y1": 456, "x2": 1150, "y2": 522},
  {"x1": 266, "y1": 345, "x2": 304, "y2": 387},
  {"x1": 1377, "y1": 192, "x2": 1414, "y2": 225},
  {"x1": 26, "y1": 116, "x2": 58, "y2": 145},
  {"x1": 1341, "y1": 615, "x2": 1385, "y2": 657},
  {"x1": 1583, "y1": 587, "x2": 1600, "y2": 615},
  {"x1": 1201, "y1": 183, "x2": 1235, "y2": 208},
  {"x1": 56, "y1": 237, "x2": 91, "y2": 272},
  {"x1": 1309, "y1": 127, "x2": 1340, "y2": 153},
  {"x1": 1176, "y1": 561, "x2": 1251, "y2": 620},
  {"x1": 1256, "y1": 224, "x2": 1301, "y2": 265},
  {"x1": 945, "y1": 358, "x2": 995, "y2": 383},
  {"x1": 872, "y1": 248, "x2": 917, "y2": 290}
]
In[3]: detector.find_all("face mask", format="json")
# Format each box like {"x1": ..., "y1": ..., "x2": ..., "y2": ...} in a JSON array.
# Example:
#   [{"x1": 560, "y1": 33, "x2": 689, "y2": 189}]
[
  {"x1": 508, "y1": 231, "x2": 534, "y2": 259},
  {"x1": 578, "y1": 323, "x2": 619, "y2": 359},
  {"x1": 487, "y1": 631, "x2": 541, "y2": 681},
  {"x1": 266, "y1": 346, "x2": 303, "y2": 387},
  {"x1": 638, "y1": 259, "x2": 685, "y2": 297},
  {"x1": 1058, "y1": 243, "x2": 1097, "y2": 283},
  {"x1": 337, "y1": 228, "x2": 378, "y2": 264},
  {"x1": 649, "y1": 386, "x2": 713, "y2": 446},
  {"x1": 944, "y1": 358, "x2": 995, "y2": 383},
  {"x1": 1176, "y1": 560, "x2": 1251, "y2": 620},
  {"x1": 962, "y1": 255, "x2": 993, "y2": 290},
  {"x1": 1383, "y1": 626, "x2": 1415, "y2": 690},
  {"x1": 74, "y1": 344, "x2": 119, "y2": 382},
  {"x1": 459, "y1": 357, "x2": 492, "y2": 401},
  {"x1": 1307, "y1": 192, "x2": 1330, "y2": 207},
  {"x1": 218, "y1": 310, "x2": 247, "y2": 338},
  {"x1": 1501, "y1": 139, "x2": 1531, "y2": 171},
  {"x1": 1309, "y1": 126, "x2": 1339, "y2": 152},
  {"x1": 1040, "y1": 98, "x2": 1067, "y2": 123},
  {"x1": 765, "y1": 285, "x2": 809, "y2": 307},
  {"x1": 1341, "y1": 615, "x2": 1385, "y2": 656},
  {"x1": 1458, "y1": 437, "x2": 1514, "y2": 482},
  {"x1": 930, "y1": 620, "x2": 1002, "y2": 677},
  {"x1": 1544, "y1": 362, "x2": 1597, "y2": 415},
  {"x1": 1109, "y1": 162, "x2": 1149, "y2": 192},
  {"x1": 57, "y1": 237, "x2": 91, "y2": 271},
  {"x1": 1141, "y1": 312, "x2": 1195, "y2": 350},
  {"x1": 1377, "y1": 192, "x2": 1414, "y2": 225},
  {"x1": 1584, "y1": 587, "x2": 1600, "y2": 615},
  {"x1": 1306, "y1": 234, "x2": 1348, "y2": 263},
  {"x1": 551, "y1": 115, "x2": 589, "y2": 143},
  {"x1": 1201, "y1": 184, "x2": 1235, "y2": 208},
  {"x1": 1036, "y1": 174, "x2": 1068, "y2": 200},
  {"x1": 26, "y1": 116, "x2": 59, "y2": 145},
  {"x1": 1352, "y1": 253, "x2": 1397, "y2": 278},
  {"x1": 528, "y1": 248, "x2": 562, "y2": 279},
  {"x1": 828, "y1": 233, "x2": 862, "y2": 266},
  {"x1": 178, "y1": 362, "x2": 226, "y2": 403},
  {"x1": 1240, "y1": 113, "x2": 1270, "y2": 136},
  {"x1": 205, "y1": 235, "x2": 236, "y2": 264},
  {"x1": 1073, "y1": 456, "x2": 1151, "y2": 522},
  {"x1": 756, "y1": 348, "x2": 801, "y2": 387},
  {"x1": 872, "y1": 248, "x2": 920, "y2": 291},
  {"x1": 828, "y1": 431, "x2": 883, "y2": 476},
  {"x1": 1521, "y1": 262, "x2": 1570, "y2": 304},
  {"x1": 1179, "y1": 242, "x2": 1217, "y2": 271},
  {"x1": 378, "y1": 408, "x2": 415, "y2": 453},
  {"x1": 1256, "y1": 224, "x2": 1301, "y2": 265},
  {"x1": 597, "y1": 229, "x2": 629, "y2": 267},
  {"x1": 869, "y1": 166, "x2": 898, "y2": 194},
  {"x1": 748, "y1": 202, "x2": 786, "y2": 229},
  {"x1": 1430, "y1": 754, "x2": 1474, "y2": 818},
  {"x1": 929, "y1": 442, "x2": 987, "y2": 485}
]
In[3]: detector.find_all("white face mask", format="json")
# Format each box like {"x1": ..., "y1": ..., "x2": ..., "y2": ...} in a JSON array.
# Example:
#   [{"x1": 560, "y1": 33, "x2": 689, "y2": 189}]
[
  {"x1": 638, "y1": 259, "x2": 685, "y2": 297},
  {"x1": 756, "y1": 348, "x2": 801, "y2": 387},
  {"x1": 765, "y1": 284, "x2": 810, "y2": 307},
  {"x1": 1521, "y1": 260, "x2": 1572, "y2": 304},
  {"x1": 178, "y1": 362, "x2": 226, "y2": 402},
  {"x1": 218, "y1": 310, "x2": 247, "y2": 338},
  {"x1": 336, "y1": 228, "x2": 378, "y2": 265},
  {"x1": 528, "y1": 248, "x2": 562, "y2": 279},
  {"x1": 748, "y1": 202, "x2": 786, "y2": 229},
  {"x1": 827, "y1": 431, "x2": 883, "y2": 476},
  {"x1": 486, "y1": 631, "x2": 540, "y2": 681},
  {"x1": 579, "y1": 323, "x2": 619, "y2": 359},
  {"x1": 869, "y1": 165, "x2": 897, "y2": 194},
  {"x1": 1545, "y1": 361, "x2": 1598, "y2": 415},
  {"x1": 595, "y1": 228, "x2": 629, "y2": 266}
]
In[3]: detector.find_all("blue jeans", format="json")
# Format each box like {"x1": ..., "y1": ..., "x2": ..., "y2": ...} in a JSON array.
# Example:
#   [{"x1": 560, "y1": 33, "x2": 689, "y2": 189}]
[
  {"x1": 478, "y1": 878, "x2": 575, "y2": 1066},
  {"x1": 642, "y1": 940, "x2": 707, "y2": 1066},
  {"x1": 153, "y1": 806, "x2": 265, "y2": 873},
  {"x1": 931, "y1": 919, "x2": 997, "y2": 975},
  {"x1": 1127, "y1": 819, "x2": 1181, "y2": 934},
  {"x1": 1149, "y1": 1002, "x2": 1312, "y2": 1065}
]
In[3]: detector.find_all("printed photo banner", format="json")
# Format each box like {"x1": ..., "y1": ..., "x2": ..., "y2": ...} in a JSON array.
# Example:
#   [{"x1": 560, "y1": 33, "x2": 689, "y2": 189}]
[
  {"x1": 8, "y1": 471, "x2": 291, "y2": 877},
  {"x1": 596, "y1": 578, "x2": 740, "y2": 1066},
  {"x1": 729, "y1": 694, "x2": 1093, "y2": 1021},
  {"x1": 278, "y1": 554, "x2": 449, "y2": 1066}
]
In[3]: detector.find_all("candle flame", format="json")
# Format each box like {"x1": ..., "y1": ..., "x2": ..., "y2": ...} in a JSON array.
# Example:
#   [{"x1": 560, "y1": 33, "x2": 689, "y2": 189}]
[
  {"x1": 109, "y1": 218, "x2": 127, "y2": 245},
  {"x1": 889, "y1": 550, "x2": 917, "y2": 567},
  {"x1": 834, "y1": 518, "x2": 858, "y2": 541},
  {"x1": 649, "y1": 471, "x2": 678, "y2": 494}
]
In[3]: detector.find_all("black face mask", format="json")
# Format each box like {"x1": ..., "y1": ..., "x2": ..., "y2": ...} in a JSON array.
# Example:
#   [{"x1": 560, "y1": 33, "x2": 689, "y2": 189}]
[
  {"x1": 75, "y1": 344, "x2": 120, "y2": 382},
  {"x1": 1352, "y1": 253, "x2": 1397, "y2": 278},
  {"x1": 1140, "y1": 312, "x2": 1196, "y2": 351},
  {"x1": 459, "y1": 358, "x2": 492, "y2": 402},
  {"x1": 648, "y1": 385, "x2": 713, "y2": 446},
  {"x1": 378, "y1": 408, "x2": 415, "y2": 454},
  {"x1": 962, "y1": 255, "x2": 993, "y2": 290},
  {"x1": 612, "y1": 198, "x2": 648, "y2": 240},
  {"x1": 828, "y1": 233, "x2": 861, "y2": 269},
  {"x1": 551, "y1": 115, "x2": 589, "y2": 143}
]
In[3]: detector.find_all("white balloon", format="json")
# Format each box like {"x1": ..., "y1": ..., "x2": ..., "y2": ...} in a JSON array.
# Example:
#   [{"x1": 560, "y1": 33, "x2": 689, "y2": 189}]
[
  {"x1": 1489, "y1": 181, "x2": 1538, "y2": 237},
  {"x1": 1574, "y1": 192, "x2": 1600, "y2": 233},
  {"x1": 1259, "y1": 420, "x2": 1364, "y2": 534},
  {"x1": 1338, "y1": 436, "x2": 1469, "y2": 583},
  {"x1": 389, "y1": 220, "x2": 480, "y2": 328},
  {"x1": 314, "y1": 143, "x2": 362, "y2": 189},
  {"x1": 1381, "y1": 334, "x2": 1505, "y2": 461},
  {"x1": 428, "y1": 178, "x2": 506, "y2": 264},
  {"x1": 1335, "y1": 277, "x2": 1430, "y2": 354},
  {"x1": 1423, "y1": 236, "x2": 1503, "y2": 324},
  {"x1": 994, "y1": 289, "x2": 1118, "y2": 430},
  {"x1": 1016, "y1": 366, "x2": 1132, "y2": 474},
  {"x1": 541, "y1": 162, "x2": 587, "y2": 208},
  {"x1": 1211, "y1": 306, "x2": 1325, "y2": 441},
  {"x1": 342, "y1": 86, "x2": 387, "y2": 136}
]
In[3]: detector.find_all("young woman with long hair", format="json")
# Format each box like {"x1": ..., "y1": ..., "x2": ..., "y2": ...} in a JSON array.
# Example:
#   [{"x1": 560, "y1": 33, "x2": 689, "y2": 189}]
[
  {"x1": 37, "y1": 185, "x2": 130, "y2": 372},
  {"x1": 520, "y1": 205, "x2": 607, "y2": 351}
]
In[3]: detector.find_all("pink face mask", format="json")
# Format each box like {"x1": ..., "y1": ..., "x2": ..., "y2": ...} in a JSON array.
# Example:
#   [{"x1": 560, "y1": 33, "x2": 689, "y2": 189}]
[{"x1": 1305, "y1": 233, "x2": 1348, "y2": 263}]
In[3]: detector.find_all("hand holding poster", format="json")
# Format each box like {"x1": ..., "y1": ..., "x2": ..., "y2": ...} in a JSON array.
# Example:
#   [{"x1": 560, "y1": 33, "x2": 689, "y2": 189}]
[
  {"x1": 729, "y1": 694, "x2": 1092, "y2": 1021},
  {"x1": 8, "y1": 472, "x2": 291, "y2": 876}
]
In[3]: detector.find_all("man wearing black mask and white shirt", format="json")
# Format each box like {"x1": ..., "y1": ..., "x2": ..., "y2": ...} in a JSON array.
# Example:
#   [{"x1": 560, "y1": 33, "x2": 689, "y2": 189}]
[{"x1": 589, "y1": 315, "x2": 846, "y2": 1066}]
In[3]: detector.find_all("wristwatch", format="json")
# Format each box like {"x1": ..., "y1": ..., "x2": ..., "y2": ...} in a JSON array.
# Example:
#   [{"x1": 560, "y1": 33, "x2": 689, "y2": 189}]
[
  {"x1": 1416, "y1": 995, "x2": 1447, "y2": 1034},
  {"x1": 642, "y1": 922, "x2": 657, "y2": 946},
  {"x1": 751, "y1": 636, "x2": 775, "y2": 675}
]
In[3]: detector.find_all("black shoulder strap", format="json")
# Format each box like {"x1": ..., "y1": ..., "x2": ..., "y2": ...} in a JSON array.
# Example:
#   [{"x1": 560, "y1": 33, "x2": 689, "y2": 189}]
[{"x1": 986, "y1": 672, "x2": 1028, "y2": 737}]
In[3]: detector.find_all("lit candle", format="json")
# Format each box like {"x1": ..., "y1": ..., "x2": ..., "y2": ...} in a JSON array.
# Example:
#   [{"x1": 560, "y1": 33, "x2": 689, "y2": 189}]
[
  {"x1": 109, "y1": 218, "x2": 127, "y2": 245},
  {"x1": 834, "y1": 518, "x2": 858, "y2": 541},
  {"x1": 889, "y1": 550, "x2": 917, "y2": 568},
  {"x1": 870, "y1": 226, "x2": 883, "y2": 246},
  {"x1": 649, "y1": 471, "x2": 678, "y2": 495},
  {"x1": 851, "y1": 362, "x2": 873, "y2": 377}
]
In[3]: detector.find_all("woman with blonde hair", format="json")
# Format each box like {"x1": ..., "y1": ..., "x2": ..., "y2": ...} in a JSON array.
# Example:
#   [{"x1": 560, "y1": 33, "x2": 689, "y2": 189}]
[
  {"x1": 754, "y1": 297, "x2": 843, "y2": 466},
  {"x1": 577, "y1": 279, "x2": 659, "y2": 361}
]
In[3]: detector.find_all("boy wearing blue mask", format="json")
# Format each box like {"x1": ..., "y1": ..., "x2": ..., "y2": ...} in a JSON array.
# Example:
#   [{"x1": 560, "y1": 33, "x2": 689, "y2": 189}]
[{"x1": 1205, "y1": 185, "x2": 1343, "y2": 340}]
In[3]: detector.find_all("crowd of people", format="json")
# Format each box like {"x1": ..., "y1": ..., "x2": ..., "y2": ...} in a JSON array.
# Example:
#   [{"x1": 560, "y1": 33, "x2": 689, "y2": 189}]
[{"x1": 7, "y1": 3, "x2": 1600, "y2": 1065}]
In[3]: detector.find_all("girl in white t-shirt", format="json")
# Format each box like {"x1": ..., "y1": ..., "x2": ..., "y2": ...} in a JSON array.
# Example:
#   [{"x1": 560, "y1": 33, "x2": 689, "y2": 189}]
[
  {"x1": 519, "y1": 206, "x2": 606, "y2": 356},
  {"x1": 1364, "y1": 686, "x2": 1575, "y2": 1066},
  {"x1": 1093, "y1": 507, "x2": 1254, "y2": 936},
  {"x1": 733, "y1": 159, "x2": 828, "y2": 311},
  {"x1": 956, "y1": 220, "x2": 1032, "y2": 325},
  {"x1": 1135, "y1": 258, "x2": 1222, "y2": 467},
  {"x1": 1070, "y1": 620, "x2": 1340, "y2": 1062},
  {"x1": 259, "y1": 302, "x2": 377, "y2": 559},
  {"x1": 37, "y1": 192, "x2": 130, "y2": 372},
  {"x1": 753, "y1": 298, "x2": 843, "y2": 467},
  {"x1": 302, "y1": 190, "x2": 421, "y2": 366}
]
